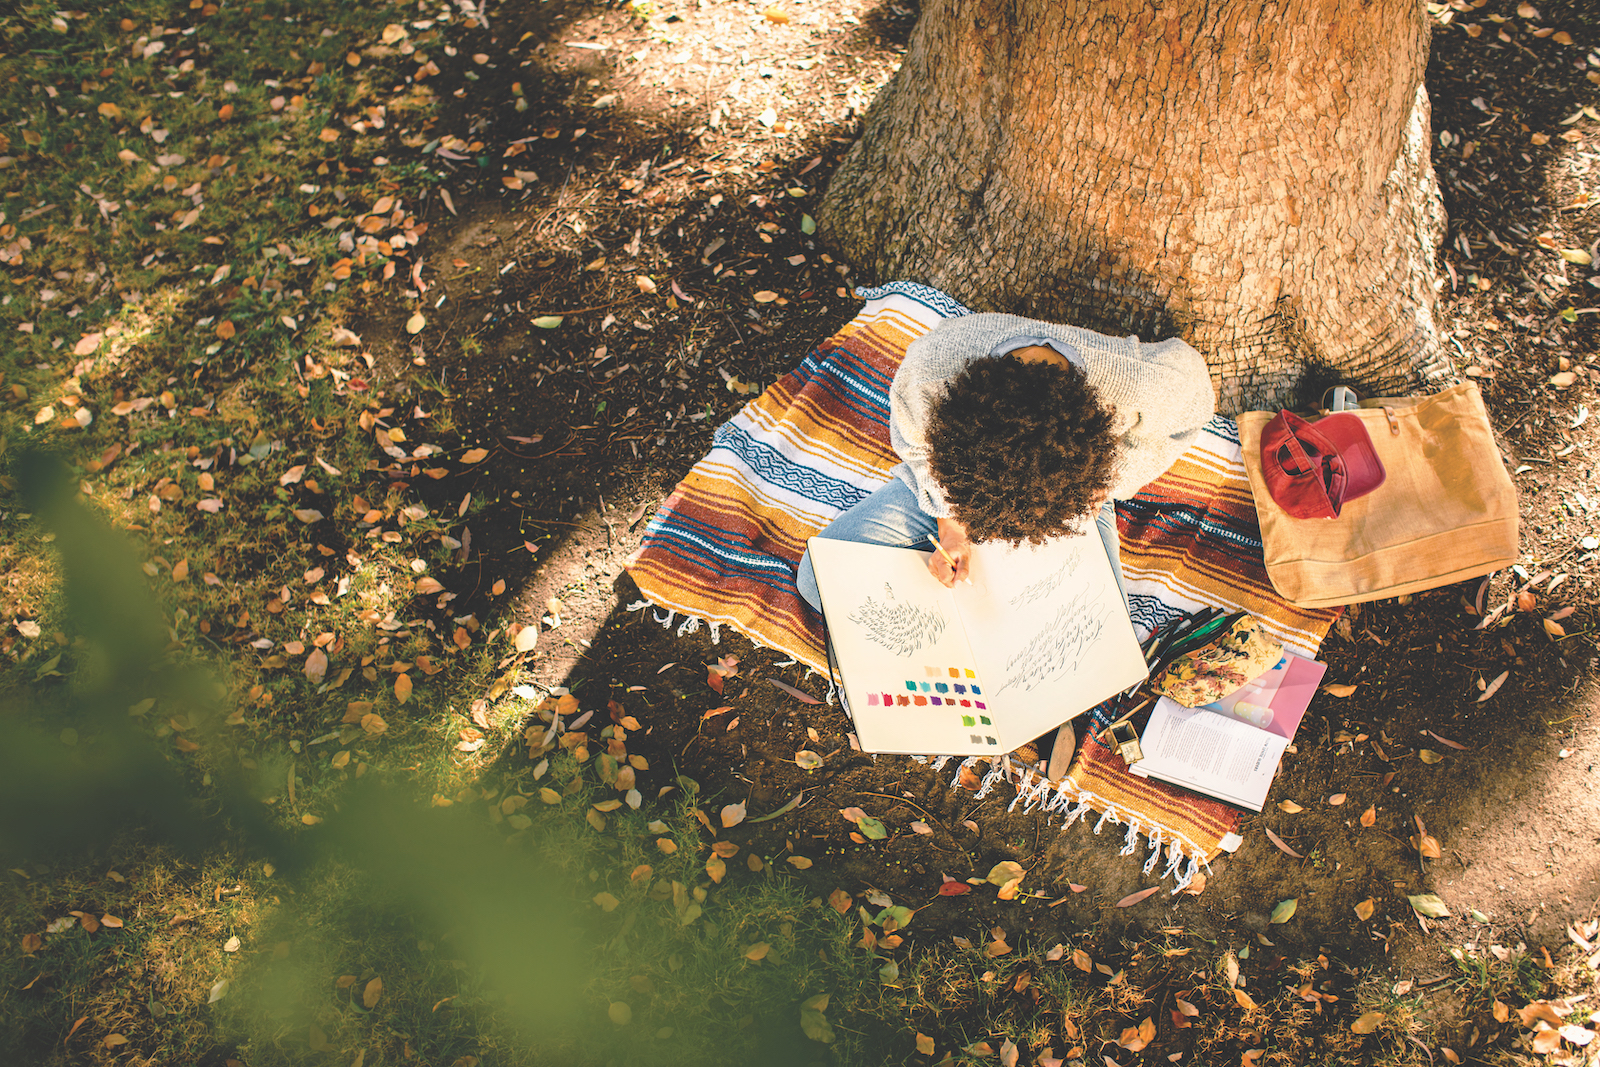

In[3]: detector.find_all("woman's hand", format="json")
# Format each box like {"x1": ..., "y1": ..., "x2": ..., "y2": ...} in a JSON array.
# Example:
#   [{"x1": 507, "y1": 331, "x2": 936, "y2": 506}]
[{"x1": 928, "y1": 516, "x2": 973, "y2": 588}]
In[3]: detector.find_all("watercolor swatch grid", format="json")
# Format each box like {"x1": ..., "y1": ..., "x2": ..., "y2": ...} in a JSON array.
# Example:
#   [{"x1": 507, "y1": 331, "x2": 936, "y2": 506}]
[{"x1": 862, "y1": 664, "x2": 998, "y2": 747}]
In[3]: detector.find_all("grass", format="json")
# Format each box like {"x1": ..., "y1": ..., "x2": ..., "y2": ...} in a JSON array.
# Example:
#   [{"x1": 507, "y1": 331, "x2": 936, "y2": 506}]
[
  {"x1": 5, "y1": 2, "x2": 1593, "y2": 1065},
  {"x1": 1448, "y1": 943, "x2": 1548, "y2": 1007}
]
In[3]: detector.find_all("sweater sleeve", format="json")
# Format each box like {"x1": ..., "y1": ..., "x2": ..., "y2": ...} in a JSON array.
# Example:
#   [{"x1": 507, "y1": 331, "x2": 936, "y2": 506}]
[
  {"x1": 886, "y1": 330, "x2": 961, "y2": 518},
  {"x1": 1102, "y1": 336, "x2": 1215, "y2": 499}
]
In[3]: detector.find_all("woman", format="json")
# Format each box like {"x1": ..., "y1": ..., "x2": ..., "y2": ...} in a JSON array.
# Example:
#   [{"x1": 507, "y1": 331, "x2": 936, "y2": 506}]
[
  {"x1": 795, "y1": 311, "x2": 1214, "y2": 776},
  {"x1": 798, "y1": 312, "x2": 1215, "y2": 605}
]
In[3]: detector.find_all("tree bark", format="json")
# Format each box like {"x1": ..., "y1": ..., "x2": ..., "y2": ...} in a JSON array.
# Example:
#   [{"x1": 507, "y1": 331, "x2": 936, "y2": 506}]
[{"x1": 819, "y1": 0, "x2": 1450, "y2": 412}]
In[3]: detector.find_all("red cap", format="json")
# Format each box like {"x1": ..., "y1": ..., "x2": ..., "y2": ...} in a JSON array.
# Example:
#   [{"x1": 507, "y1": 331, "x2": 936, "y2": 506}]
[
  {"x1": 1313, "y1": 413, "x2": 1386, "y2": 503},
  {"x1": 1259, "y1": 409, "x2": 1385, "y2": 519}
]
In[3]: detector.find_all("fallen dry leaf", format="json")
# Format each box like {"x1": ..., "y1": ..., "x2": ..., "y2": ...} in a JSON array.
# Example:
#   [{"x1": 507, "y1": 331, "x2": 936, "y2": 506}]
[
  {"x1": 363, "y1": 976, "x2": 383, "y2": 1009},
  {"x1": 1558, "y1": 1024, "x2": 1594, "y2": 1047},
  {"x1": 1265, "y1": 827, "x2": 1304, "y2": 858},
  {"x1": 768, "y1": 677, "x2": 821, "y2": 704},
  {"x1": 1517, "y1": 1001, "x2": 1567, "y2": 1029},
  {"x1": 1322, "y1": 683, "x2": 1359, "y2": 698},
  {"x1": 1114, "y1": 885, "x2": 1161, "y2": 908}
]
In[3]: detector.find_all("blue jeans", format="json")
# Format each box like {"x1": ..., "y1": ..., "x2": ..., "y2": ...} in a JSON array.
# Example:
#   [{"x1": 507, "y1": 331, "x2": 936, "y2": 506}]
[{"x1": 795, "y1": 477, "x2": 1127, "y2": 613}]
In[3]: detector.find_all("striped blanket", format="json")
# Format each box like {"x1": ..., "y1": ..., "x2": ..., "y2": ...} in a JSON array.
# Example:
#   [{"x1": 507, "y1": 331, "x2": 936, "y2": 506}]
[{"x1": 626, "y1": 282, "x2": 1339, "y2": 887}]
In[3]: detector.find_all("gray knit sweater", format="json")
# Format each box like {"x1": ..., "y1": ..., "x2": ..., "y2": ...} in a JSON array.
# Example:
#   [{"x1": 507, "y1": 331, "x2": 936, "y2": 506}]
[{"x1": 889, "y1": 313, "x2": 1215, "y2": 518}]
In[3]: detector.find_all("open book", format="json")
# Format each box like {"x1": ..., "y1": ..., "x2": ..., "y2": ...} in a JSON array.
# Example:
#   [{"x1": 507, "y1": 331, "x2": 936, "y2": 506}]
[
  {"x1": 1130, "y1": 652, "x2": 1328, "y2": 811},
  {"x1": 807, "y1": 532, "x2": 1148, "y2": 755}
]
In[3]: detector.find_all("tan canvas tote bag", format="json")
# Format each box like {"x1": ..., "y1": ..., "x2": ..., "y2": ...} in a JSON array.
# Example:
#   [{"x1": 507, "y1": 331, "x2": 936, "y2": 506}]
[{"x1": 1237, "y1": 383, "x2": 1519, "y2": 608}]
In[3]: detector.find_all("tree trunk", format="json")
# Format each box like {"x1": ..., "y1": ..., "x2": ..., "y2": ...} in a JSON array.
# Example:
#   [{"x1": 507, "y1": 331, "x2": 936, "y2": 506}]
[{"x1": 819, "y1": 0, "x2": 1449, "y2": 412}]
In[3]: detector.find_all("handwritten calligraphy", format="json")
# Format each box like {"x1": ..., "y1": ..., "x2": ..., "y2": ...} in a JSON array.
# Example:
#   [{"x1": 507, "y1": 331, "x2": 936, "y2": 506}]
[
  {"x1": 847, "y1": 583, "x2": 949, "y2": 658},
  {"x1": 994, "y1": 589, "x2": 1107, "y2": 694}
]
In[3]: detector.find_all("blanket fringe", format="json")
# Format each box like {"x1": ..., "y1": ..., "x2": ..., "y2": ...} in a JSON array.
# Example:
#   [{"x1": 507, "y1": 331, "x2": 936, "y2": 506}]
[
  {"x1": 1143, "y1": 827, "x2": 1165, "y2": 876},
  {"x1": 912, "y1": 755, "x2": 1213, "y2": 892},
  {"x1": 625, "y1": 598, "x2": 722, "y2": 644},
  {"x1": 1119, "y1": 818, "x2": 1142, "y2": 857}
]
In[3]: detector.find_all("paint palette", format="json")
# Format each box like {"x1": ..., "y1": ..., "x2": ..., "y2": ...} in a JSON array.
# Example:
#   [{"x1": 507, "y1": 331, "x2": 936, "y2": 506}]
[{"x1": 862, "y1": 665, "x2": 997, "y2": 746}]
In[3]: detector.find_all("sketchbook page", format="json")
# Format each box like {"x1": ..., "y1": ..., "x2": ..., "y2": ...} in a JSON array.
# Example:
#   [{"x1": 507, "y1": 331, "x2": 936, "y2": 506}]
[
  {"x1": 1132, "y1": 697, "x2": 1290, "y2": 812},
  {"x1": 806, "y1": 538, "x2": 999, "y2": 756},
  {"x1": 951, "y1": 533, "x2": 1148, "y2": 748}
]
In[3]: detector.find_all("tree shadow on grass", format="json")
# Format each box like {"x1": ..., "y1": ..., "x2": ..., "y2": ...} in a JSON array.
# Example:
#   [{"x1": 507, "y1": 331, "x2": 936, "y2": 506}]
[{"x1": 0, "y1": 452, "x2": 869, "y2": 1067}]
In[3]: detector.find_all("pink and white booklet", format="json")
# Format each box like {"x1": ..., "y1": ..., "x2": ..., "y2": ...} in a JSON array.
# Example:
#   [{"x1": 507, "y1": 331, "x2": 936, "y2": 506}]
[{"x1": 1129, "y1": 651, "x2": 1328, "y2": 811}]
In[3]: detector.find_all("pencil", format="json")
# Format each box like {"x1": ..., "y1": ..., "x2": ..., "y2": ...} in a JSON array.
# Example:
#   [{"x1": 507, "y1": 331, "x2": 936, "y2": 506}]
[{"x1": 926, "y1": 534, "x2": 958, "y2": 567}]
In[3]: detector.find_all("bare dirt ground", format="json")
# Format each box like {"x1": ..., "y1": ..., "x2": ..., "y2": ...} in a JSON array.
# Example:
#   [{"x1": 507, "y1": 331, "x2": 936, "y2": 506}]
[{"x1": 344, "y1": 0, "x2": 1600, "y2": 1059}]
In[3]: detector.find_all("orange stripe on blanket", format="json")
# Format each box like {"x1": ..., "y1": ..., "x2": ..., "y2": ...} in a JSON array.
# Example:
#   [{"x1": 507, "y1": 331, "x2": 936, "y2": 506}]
[{"x1": 1070, "y1": 748, "x2": 1238, "y2": 841}]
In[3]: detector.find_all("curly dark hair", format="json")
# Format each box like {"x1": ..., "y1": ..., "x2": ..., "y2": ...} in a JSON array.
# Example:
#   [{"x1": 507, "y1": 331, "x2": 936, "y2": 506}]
[{"x1": 927, "y1": 354, "x2": 1119, "y2": 544}]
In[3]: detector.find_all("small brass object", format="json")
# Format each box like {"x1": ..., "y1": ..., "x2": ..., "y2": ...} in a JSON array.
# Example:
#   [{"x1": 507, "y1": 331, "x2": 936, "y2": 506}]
[{"x1": 1107, "y1": 720, "x2": 1144, "y2": 765}]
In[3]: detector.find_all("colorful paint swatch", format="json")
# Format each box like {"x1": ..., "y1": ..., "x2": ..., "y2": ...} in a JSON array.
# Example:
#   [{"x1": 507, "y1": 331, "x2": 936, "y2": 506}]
[
  {"x1": 913, "y1": 695, "x2": 927, "y2": 706},
  {"x1": 867, "y1": 693, "x2": 880, "y2": 706}
]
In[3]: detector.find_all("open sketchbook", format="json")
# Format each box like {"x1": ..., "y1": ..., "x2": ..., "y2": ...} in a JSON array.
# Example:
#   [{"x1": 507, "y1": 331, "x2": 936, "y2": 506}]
[
  {"x1": 807, "y1": 533, "x2": 1148, "y2": 755},
  {"x1": 1130, "y1": 652, "x2": 1328, "y2": 811}
]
